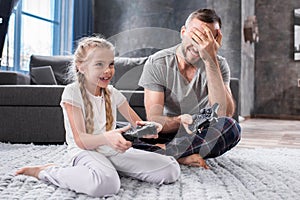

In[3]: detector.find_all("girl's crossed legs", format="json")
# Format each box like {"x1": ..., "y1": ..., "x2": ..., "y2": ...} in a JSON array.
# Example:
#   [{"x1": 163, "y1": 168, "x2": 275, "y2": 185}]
[
  {"x1": 16, "y1": 149, "x2": 180, "y2": 197},
  {"x1": 109, "y1": 148, "x2": 180, "y2": 185}
]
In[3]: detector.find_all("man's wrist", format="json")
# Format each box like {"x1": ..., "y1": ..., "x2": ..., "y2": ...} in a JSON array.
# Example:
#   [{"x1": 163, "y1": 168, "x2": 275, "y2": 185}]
[
  {"x1": 173, "y1": 116, "x2": 181, "y2": 124},
  {"x1": 204, "y1": 58, "x2": 219, "y2": 71},
  {"x1": 160, "y1": 116, "x2": 181, "y2": 134},
  {"x1": 202, "y1": 51, "x2": 217, "y2": 63}
]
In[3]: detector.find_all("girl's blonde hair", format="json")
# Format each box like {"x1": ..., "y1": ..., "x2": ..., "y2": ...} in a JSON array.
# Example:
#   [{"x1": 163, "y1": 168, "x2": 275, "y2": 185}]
[{"x1": 70, "y1": 36, "x2": 115, "y2": 134}]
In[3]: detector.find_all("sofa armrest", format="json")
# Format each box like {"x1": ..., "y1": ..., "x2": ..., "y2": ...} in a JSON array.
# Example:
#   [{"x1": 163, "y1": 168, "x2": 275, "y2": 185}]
[
  {"x1": 0, "y1": 85, "x2": 66, "y2": 143},
  {"x1": 230, "y1": 78, "x2": 240, "y2": 122},
  {"x1": 117, "y1": 90, "x2": 146, "y2": 121},
  {"x1": 0, "y1": 85, "x2": 65, "y2": 106},
  {"x1": 0, "y1": 71, "x2": 30, "y2": 85}
]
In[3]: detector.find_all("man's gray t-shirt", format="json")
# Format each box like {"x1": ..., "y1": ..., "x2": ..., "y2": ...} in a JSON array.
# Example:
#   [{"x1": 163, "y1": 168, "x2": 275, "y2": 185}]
[{"x1": 138, "y1": 44, "x2": 230, "y2": 117}]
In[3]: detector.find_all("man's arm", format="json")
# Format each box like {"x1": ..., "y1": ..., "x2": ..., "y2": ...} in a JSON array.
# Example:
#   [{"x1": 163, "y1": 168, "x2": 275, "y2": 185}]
[
  {"x1": 204, "y1": 60, "x2": 235, "y2": 117},
  {"x1": 144, "y1": 89, "x2": 181, "y2": 133},
  {"x1": 191, "y1": 25, "x2": 235, "y2": 116},
  {"x1": 225, "y1": 84, "x2": 235, "y2": 117}
]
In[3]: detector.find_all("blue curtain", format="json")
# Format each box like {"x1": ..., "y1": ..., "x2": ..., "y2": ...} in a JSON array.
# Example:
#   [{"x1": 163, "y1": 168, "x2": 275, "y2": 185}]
[{"x1": 72, "y1": 0, "x2": 94, "y2": 49}]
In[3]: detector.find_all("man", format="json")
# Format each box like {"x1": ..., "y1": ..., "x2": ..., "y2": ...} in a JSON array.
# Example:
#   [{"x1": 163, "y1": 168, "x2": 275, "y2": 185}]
[{"x1": 137, "y1": 9, "x2": 241, "y2": 168}]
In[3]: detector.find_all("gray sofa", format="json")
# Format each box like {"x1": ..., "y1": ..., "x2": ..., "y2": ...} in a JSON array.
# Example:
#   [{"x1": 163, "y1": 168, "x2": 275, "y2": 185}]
[
  {"x1": 0, "y1": 70, "x2": 30, "y2": 85},
  {"x1": 0, "y1": 55, "x2": 239, "y2": 144}
]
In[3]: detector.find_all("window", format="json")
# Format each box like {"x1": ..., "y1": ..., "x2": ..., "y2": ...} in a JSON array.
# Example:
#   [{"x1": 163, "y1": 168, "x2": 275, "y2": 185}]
[{"x1": 1, "y1": 0, "x2": 73, "y2": 72}]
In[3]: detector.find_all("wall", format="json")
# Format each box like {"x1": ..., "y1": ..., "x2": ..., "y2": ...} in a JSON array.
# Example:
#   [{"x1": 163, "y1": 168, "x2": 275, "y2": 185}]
[
  {"x1": 255, "y1": 0, "x2": 300, "y2": 118},
  {"x1": 94, "y1": 0, "x2": 186, "y2": 56},
  {"x1": 94, "y1": 0, "x2": 242, "y2": 75},
  {"x1": 206, "y1": 0, "x2": 241, "y2": 79},
  {"x1": 241, "y1": 0, "x2": 255, "y2": 117}
]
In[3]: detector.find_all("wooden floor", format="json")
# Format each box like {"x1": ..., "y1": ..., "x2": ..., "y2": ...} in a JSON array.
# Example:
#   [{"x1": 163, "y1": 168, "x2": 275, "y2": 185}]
[{"x1": 237, "y1": 118, "x2": 300, "y2": 149}]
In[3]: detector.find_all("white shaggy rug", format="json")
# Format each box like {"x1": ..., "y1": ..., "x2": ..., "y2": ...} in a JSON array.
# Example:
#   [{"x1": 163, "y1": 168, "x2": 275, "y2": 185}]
[{"x1": 0, "y1": 143, "x2": 299, "y2": 200}]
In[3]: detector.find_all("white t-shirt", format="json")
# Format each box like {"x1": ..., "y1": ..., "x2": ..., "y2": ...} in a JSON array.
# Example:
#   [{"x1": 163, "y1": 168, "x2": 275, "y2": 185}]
[{"x1": 60, "y1": 82, "x2": 126, "y2": 159}]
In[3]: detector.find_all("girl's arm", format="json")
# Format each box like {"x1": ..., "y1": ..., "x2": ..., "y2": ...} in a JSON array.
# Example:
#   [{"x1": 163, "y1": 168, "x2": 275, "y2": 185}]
[
  {"x1": 63, "y1": 102, "x2": 131, "y2": 152},
  {"x1": 117, "y1": 100, "x2": 142, "y2": 128}
]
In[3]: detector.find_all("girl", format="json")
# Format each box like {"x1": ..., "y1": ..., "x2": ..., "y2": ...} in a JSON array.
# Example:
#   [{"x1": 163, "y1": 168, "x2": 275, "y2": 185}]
[{"x1": 16, "y1": 36, "x2": 180, "y2": 197}]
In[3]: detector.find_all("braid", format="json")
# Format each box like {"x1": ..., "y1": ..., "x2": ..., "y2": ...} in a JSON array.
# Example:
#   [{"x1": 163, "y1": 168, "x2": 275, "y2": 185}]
[
  {"x1": 78, "y1": 73, "x2": 94, "y2": 134},
  {"x1": 103, "y1": 88, "x2": 113, "y2": 131},
  {"x1": 69, "y1": 36, "x2": 115, "y2": 134}
]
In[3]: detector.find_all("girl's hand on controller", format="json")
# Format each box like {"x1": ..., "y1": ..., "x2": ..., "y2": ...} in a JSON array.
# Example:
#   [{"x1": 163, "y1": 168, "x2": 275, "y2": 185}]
[
  {"x1": 136, "y1": 121, "x2": 161, "y2": 139},
  {"x1": 103, "y1": 125, "x2": 132, "y2": 152}
]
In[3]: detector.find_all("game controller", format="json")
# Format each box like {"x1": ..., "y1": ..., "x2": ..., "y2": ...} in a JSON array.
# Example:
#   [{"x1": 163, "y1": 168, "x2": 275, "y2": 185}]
[
  {"x1": 187, "y1": 103, "x2": 219, "y2": 133},
  {"x1": 122, "y1": 123, "x2": 157, "y2": 142}
]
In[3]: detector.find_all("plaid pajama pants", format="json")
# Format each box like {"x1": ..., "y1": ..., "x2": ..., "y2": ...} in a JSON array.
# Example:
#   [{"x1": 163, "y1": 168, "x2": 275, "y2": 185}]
[{"x1": 133, "y1": 117, "x2": 241, "y2": 159}]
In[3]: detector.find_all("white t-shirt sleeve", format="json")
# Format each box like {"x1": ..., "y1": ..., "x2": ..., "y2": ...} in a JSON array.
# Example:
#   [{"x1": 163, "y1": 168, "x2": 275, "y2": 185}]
[
  {"x1": 217, "y1": 55, "x2": 231, "y2": 85},
  {"x1": 138, "y1": 55, "x2": 167, "y2": 92},
  {"x1": 60, "y1": 83, "x2": 83, "y2": 109}
]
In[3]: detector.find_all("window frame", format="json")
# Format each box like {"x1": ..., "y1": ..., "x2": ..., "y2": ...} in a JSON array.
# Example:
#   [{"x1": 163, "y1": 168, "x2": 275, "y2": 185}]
[{"x1": 1, "y1": 0, "x2": 73, "y2": 73}]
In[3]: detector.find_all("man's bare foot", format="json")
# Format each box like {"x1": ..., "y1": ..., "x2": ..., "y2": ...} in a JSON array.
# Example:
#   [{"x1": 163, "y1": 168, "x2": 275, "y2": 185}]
[
  {"x1": 177, "y1": 154, "x2": 210, "y2": 169},
  {"x1": 15, "y1": 163, "x2": 56, "y2": 179}
]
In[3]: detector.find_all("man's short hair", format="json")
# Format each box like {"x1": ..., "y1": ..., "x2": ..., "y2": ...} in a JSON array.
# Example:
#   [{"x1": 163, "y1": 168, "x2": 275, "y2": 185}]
[{"x1": 185, "y1": 8, "x2": 222, "y2": 29}]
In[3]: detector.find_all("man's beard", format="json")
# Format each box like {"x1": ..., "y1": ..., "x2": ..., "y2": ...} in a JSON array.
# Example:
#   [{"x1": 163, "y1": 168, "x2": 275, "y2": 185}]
[{"x1": 180, "y1": 44, "x2": 200, "y2": 66}]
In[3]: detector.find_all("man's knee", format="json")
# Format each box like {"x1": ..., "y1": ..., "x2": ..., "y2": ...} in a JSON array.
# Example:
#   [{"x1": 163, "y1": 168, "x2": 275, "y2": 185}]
[
  {"x1": 226, "y1": 117, "x2": 241, "y2": 145},
  {"x1": 202, "y1": 117, "x2": 241, "y2": 158},
  {"x1": 217, "y1": 116, "x2": 241, "y2": 143}
]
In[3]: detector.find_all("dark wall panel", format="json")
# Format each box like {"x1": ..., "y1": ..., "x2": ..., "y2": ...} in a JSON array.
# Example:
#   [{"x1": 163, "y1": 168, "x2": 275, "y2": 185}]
[
  {"x1": 255, "y1": 0, "x2": 300, "y2": 118},
  {"x1": 93, "y1": 0, "x2": 241, "y2": 76}
]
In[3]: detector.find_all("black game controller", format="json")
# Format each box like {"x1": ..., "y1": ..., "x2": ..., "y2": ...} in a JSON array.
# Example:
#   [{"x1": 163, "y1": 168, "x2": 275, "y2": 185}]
[
  {"x1": 187, "y1": 103, "x2": 219, "y2": 133},
  {"x1": 122, "y1": 123, "x2": 157, "y2": 142}
]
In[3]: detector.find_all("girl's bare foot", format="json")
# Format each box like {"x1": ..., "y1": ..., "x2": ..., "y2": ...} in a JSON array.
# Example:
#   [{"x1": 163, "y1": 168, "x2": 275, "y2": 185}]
[
  {"x1": 177, "y1": 154, "x2": 210, "y2": 169},
  {"x1": 15, "y1": 164, "x2": 55, "y2": 179}
]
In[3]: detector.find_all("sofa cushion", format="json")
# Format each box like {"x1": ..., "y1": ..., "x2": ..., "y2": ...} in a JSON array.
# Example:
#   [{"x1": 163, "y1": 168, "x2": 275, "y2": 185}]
[
  {"x1": 112, "y1": 57, "x2": 148, "y2": 90},
  {"x1": 29, "y1": 55, "x2": 148, "y2": 88},
  {"x1": 29, "y1": 55, "x2": 73, "y2": 85},
  {"x1": 30, "y1": 66, "x2": 58, "y2": 85}
]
